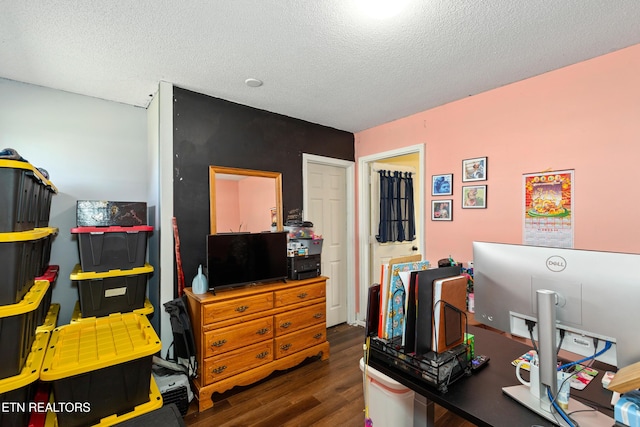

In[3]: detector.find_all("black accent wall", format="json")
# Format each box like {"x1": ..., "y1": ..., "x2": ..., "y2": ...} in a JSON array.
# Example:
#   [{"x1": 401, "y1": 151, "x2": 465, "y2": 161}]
[{"x1": 173, "y1": 87, "x2": 354, "y2": 291}]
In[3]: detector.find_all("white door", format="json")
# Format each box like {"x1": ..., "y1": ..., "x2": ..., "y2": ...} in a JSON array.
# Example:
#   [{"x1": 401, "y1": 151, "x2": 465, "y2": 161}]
[
  {"x1": 306, "y1": 162, "x2": 348, "y2": 327},
  {"x1": 369, "y1": 162, "x2": 420, "y2": 285}
]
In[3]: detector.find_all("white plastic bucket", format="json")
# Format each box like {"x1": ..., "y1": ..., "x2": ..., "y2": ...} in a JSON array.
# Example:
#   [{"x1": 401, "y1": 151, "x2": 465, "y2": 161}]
[{"x1": 360, "y1": 357, "x2": 414, "y2": 427}]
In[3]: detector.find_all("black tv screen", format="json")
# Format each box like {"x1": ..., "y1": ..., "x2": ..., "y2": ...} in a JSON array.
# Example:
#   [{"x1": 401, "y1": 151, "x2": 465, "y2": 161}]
[{"x1": 207, "y1": 231, "x2": 288, "y2": 290}]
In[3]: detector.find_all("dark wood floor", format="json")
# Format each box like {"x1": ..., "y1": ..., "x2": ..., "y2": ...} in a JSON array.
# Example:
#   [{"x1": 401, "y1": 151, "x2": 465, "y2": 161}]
[{"x1": 183, "y1": 323, "x2": 476, "y2": 427}]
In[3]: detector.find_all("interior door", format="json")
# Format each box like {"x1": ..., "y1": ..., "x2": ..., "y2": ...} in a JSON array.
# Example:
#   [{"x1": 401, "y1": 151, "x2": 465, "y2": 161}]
[
  {"x1": 369, "y1": 162, "x2": 420, "y2": 285},
  {"x1": 306, "y1": 162, "x2": 348, "y2": 327}
]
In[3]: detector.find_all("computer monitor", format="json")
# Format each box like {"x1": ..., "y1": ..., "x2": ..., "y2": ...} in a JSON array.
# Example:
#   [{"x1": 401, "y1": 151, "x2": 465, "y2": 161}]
[{"x1": 473, "y1": 241, "x2": 639, "y2": 425}]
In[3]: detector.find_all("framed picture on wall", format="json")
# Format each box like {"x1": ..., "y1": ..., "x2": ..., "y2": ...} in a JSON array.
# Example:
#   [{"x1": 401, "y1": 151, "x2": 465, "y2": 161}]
[
  {"x1": 462, "y1": 185, "x2": 487, "y2": 209},
  {"x1": 431, "y1": 200, "x2": 453, "y2": 221},
  {"x1": 462, "y1": 157, "x2": 487, "y2": 182},
  {"x1": 432, "y1": 173, "x2": 453, "y2": 196}
]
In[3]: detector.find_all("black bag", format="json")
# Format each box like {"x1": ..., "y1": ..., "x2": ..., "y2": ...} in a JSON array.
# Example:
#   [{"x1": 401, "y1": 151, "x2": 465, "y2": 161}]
[{"x1": 163, "y1": 295, "x2": 197, "y2": 378}]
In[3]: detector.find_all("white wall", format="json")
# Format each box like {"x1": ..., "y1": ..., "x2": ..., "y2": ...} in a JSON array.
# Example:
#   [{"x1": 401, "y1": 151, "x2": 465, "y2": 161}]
[{"x1": 0, "y1": 78, "x2": 148, "y2": 325}]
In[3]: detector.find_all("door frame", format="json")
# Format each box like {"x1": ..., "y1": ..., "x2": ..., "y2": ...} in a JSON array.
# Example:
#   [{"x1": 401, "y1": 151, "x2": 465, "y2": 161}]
[
  {"x1": 357, "y1": 143, "x2": 425, "y2": 325},
  {"x1": 302, "y1": 154, "x2": 356, "y2": 324}
]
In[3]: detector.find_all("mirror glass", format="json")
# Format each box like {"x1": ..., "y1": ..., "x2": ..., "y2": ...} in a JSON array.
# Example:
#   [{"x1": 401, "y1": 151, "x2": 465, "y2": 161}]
[{"x1": 209, "y1": 166, "x2": 283, "y2": 234}]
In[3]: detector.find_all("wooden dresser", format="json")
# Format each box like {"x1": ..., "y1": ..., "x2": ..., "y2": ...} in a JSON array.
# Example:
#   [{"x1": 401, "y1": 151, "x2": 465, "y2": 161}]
[{"x1": 184, "y1": 276, "x2": 330, "y2": 411}]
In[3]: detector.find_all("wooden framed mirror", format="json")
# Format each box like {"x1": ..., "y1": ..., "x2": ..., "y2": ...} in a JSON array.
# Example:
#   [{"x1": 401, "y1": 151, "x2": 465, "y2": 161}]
[{"x1": 209, "y1": 166, "x2": 283, "y2": 234}]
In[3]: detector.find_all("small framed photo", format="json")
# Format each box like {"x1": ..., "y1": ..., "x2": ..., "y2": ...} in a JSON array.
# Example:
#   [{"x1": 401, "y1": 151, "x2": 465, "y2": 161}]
[
  {"x1": 462, "y1": 185, "x2": 487, "y2": 209},
  {"x1": 431, "y1": 200, "x2": 453, "y2": 221},
  {"x1": 432, "y1": 174, "x2": 453, "y2": 196},
  {"x1": 462, "y1": 157, "x2": 487, "y2": 182}
]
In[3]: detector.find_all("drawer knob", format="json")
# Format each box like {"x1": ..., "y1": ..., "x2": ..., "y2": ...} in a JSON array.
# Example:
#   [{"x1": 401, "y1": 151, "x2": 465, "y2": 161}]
[
  {"x1": 280, "y1": 343, "x2": 292, "y2": 351},
  {"x1": 297, "y1": 292, "x2": 308, "y2": 299},
  {"x1": 313, "y1": 333, "x2": 323, "y2": 340},
  {"x1": 256, "y1": 328, "x2": 270, "y2": 335},
  {"x1": 211, "y1": 339, "x2": 227, "y2": 348},
  {"x1": 280, "y1": 321, "x2": 292, "y2": 329},
  {"x1": 235, "y1": 305, "x2": 249, "y2": 313},
  {"x1": 212, "y1": 365, "x2": 227, "y2": 374},
  {"x1": 256, "y1": 351, "x2": 270, "y2": 359},
  {"x1": 313, "y1": 313, "x2": 323, "y2": 319}
]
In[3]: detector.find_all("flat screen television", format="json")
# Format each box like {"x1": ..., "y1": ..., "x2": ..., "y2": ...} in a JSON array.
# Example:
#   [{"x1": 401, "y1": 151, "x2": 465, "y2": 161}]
[{"x1": 206, "y1": 231, "x2": 288, "y2": 291}]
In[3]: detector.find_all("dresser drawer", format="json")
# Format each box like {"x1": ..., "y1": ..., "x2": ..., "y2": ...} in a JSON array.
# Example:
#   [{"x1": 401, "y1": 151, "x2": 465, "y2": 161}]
[
  {"x1": 274, "y1": 282, "x2": 325, "y2": 307},
  {"x1": 204, "y1": 341, "x2": 274, "y2": 385},
  {"x1": 204, "y1": 317, "x2": 274, "y2": 357},
  {"x1": 274, "y1": 324, "x2": 326, "y2": 359},
  {"x1": 203, "y1": 293, "x2": 273, "y2": 324},
  {"x1": 274, "y1": 302, "x2": 325, "y2": 336}
]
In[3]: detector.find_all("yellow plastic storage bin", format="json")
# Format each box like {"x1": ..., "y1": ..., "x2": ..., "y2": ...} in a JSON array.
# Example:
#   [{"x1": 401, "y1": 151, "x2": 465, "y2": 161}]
[
  {"x1": 36, "y1": 303, "x2": 60, "y2": 334},
  {"x1": 40, "y1": 313, "x2": 161, "y2": 427},
  {"x1": 70, "y1": 263, "x2": 153, "y2": 318},
  {"x1": 0, "y1": 331, "x2": 50, "y2": 427},
  {"x1": 0, "y1": 227, "x2": 57, "y2": 306},
  {"x1": 71, "y1": 298, "x2": 154, "y2": 323},
  {"x1": 43, "y1": 376, "x2": 162, "y2": 427},
  {"x1": 0, "y1": 158, "x2": 58, "y2": 233},
  {"x1": 0, "y1": 279, "x2": 49, "y2": 380}
]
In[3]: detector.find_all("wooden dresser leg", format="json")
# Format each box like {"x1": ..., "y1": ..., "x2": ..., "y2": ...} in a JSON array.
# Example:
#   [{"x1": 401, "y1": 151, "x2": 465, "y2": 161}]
[
  {"x1": 320, "y1": 342, "x2": 331, "y2": 360},
  {"x1": 198, "y1": 389, "x2": 215, "y2": 412}
]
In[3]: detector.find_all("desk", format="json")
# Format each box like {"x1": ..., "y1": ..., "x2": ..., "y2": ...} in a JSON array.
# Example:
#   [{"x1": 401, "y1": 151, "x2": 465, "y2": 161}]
[{"x1": 367, "y1": 326, "x2": 615, "y2": 427}]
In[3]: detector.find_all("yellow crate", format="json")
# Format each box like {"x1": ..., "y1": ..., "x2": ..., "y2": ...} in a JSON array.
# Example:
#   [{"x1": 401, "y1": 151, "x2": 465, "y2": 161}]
[
  {"x1": 40, "y1": 313, "x2": 162, "y2": 427},
  {"x1": 0, "y1": 279, "x2": 49, "y2": 318},
  {"x1": 44, "y1": 375, "x2": 163, "y2": 427},
  {"x1": 0, "y1": 330, "x2": 50, "y2": 394},
  {"x1": 0, "y1": 159, "x2": 58, "y2": 193},
  {"x1": 40, "y1": 313, "x2": 161, "y2": 380},
  {"x1": 69, "y1": 264, "x2": 154, "y2": 318},
  {"x1": 36, "y1": 302, "x2": 60, "y2": 333},
  {"x1": 71, "y1": 298, "x2": 154, "y2": 322},
  {"x1": 70, "y1": 263, "x2": 154, "y2": 279}
]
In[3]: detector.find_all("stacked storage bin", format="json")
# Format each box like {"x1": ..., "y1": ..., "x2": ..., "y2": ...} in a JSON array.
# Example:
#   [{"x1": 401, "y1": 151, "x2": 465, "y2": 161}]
[
  {"x1": 70, "y1": 201, "x2": 154, "y2": 321},
  {"x1": 40, "y1": 313, "x2": 163, "y2": 427},
  {"x1": 38, "y1": 200, "x2": 161, "y2": 426},
  {"x1": 69, "y1": 251, "x2": 154, "y2": 319},
  {"x1": 0, "y1": 156, "x2": 58, "y2": 427}
]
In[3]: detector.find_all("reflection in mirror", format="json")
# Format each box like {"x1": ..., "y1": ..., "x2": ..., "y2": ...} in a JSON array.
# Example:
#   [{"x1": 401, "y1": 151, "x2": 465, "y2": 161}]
[{"x1": 209, "y1": 166, "x2": 283, "y2": 234}]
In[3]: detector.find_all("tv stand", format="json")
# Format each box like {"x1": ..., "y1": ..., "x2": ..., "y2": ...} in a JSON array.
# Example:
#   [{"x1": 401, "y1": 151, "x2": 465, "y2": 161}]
[{"x1": 184, "y1": 276, "x2": 330, "y2": 412}]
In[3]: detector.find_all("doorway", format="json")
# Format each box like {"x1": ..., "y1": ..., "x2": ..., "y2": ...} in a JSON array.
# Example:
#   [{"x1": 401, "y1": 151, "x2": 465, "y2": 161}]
[
  {"x1": 357, "y1": 144, "x2": 425, "y2": 325},
  {"x1": 303, "y1": 154, "x2": 355, "y2": 327}
]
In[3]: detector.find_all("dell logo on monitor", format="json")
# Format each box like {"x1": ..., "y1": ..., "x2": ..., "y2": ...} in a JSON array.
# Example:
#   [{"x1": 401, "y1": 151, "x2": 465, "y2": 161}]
[{"x1": 546, "y1": 256, "x2": 567, "y2": 272}]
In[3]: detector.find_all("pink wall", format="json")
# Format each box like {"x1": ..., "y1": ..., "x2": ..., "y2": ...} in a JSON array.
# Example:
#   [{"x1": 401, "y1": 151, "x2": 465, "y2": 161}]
[
  {"x1": 238, "y1": 177, "x2": 276, "y2": 232},
  {"x1": 216, "y1": 180, "x2": 240, "y2": 232},
  {"x1": 216, "y1": 177, "x2": 276, "y2": 232},
  {"x1": 356, "y1": 44, "x2": 640, "y2": 268}
]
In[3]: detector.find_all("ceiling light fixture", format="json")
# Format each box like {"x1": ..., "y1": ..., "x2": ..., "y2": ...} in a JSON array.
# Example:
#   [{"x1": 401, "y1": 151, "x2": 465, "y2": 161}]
[
  {"x1": 358, "y1": 0, "x2": 408, "y2": 19},
  {"x1": 245, "y1": 78, "x2": 263, "y2": 88}
]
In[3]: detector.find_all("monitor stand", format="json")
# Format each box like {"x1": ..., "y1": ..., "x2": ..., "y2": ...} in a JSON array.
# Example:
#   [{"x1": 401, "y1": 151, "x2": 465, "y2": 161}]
[
  {"x1": 502, "y1": 290, "x2": 614, "y2": 427},
  {"x1": 503, "y1": 385, "x2": 613, "y2": 427}
]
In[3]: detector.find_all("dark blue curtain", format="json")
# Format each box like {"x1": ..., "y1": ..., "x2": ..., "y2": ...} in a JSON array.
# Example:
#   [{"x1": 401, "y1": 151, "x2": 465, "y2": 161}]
[{"x1": 376, "y1": 170, "x2": 416, "y2": 243}]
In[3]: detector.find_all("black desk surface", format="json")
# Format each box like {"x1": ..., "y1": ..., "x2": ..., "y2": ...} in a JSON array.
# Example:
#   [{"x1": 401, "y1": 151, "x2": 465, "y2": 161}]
[{"x1": 367, "y1": 326, "x2": 615, "y2": 427}]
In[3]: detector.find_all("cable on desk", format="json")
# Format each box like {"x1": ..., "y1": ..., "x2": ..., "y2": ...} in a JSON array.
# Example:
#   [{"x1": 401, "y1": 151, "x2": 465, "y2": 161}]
[
  {"x1": 546, "y1": 340, "x2": 613, "y2": 427},
  {"x1": 557, "y1": 341, "x2": 612, "y2": 371},
  {"x1": 547, "y1": 386, "x2": 577, "y2": 427},
  {"x1": 556, "y1": 329, "x2": 565, "y2": 355},
  {"x1": 525, "y1": 319, "x2": 538, "y2": 354}
]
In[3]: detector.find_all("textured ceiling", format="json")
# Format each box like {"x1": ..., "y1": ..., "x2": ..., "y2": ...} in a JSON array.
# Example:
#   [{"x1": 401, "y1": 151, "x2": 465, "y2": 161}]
[{"x1": 2, "y1": 1, "x2": 640, "y2": 133}]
